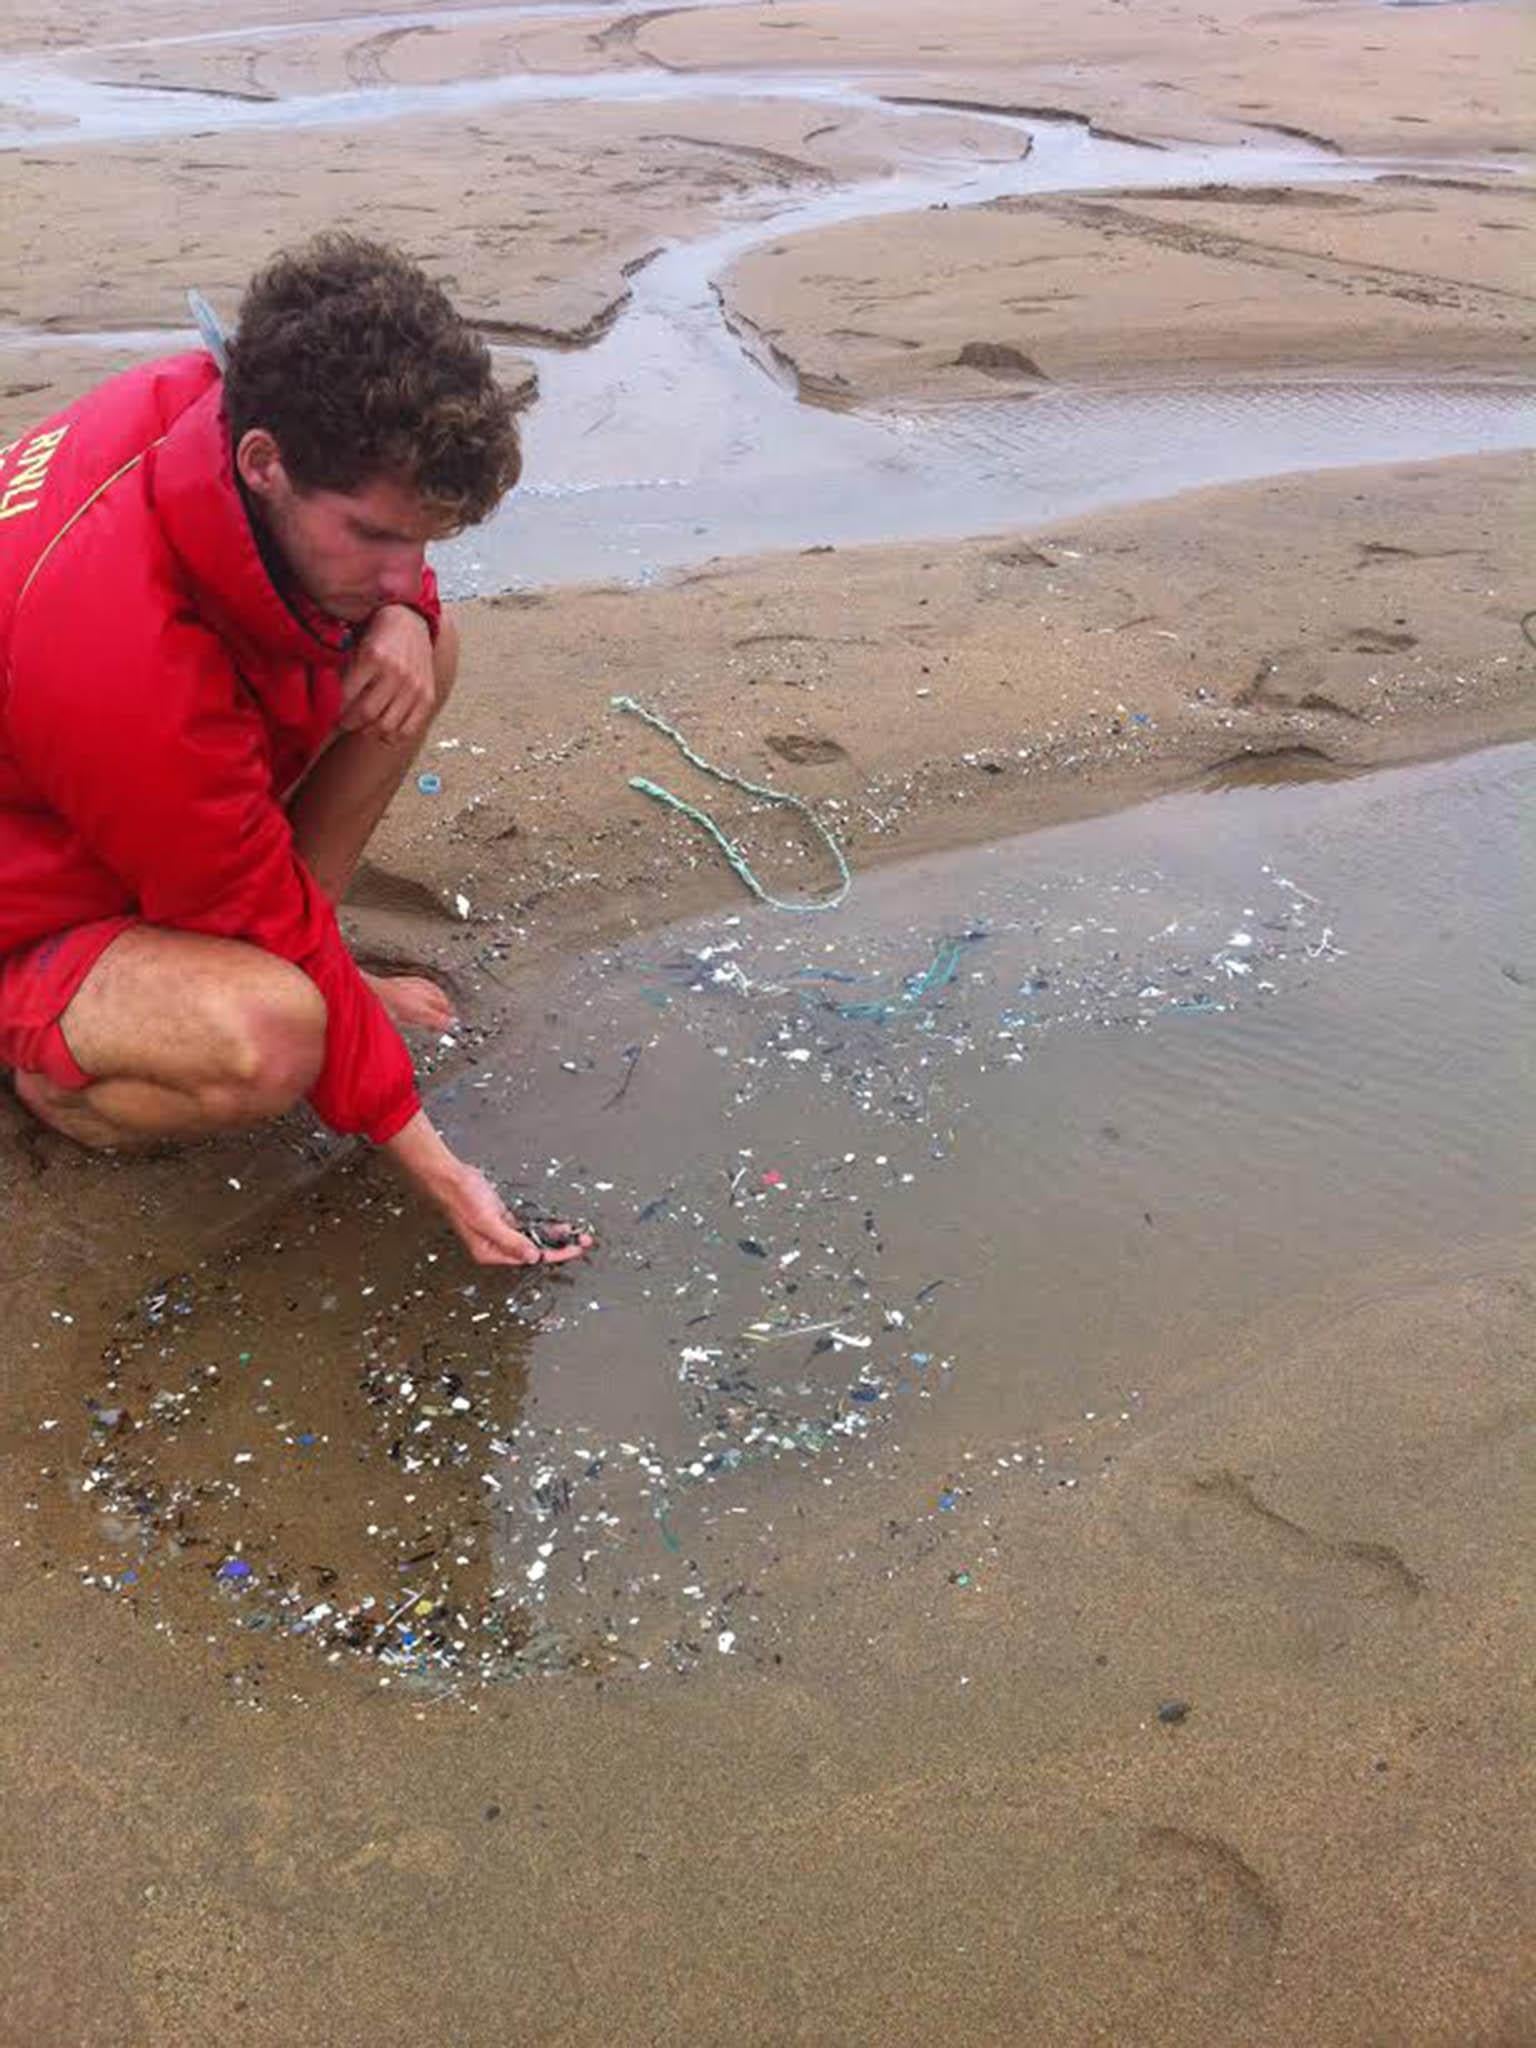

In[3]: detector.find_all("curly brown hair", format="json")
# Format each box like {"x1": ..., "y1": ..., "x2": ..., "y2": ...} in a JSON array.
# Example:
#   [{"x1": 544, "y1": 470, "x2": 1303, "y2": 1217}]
[{"x1": 224, "y1": 233, "x2": 520, "y2": 528}]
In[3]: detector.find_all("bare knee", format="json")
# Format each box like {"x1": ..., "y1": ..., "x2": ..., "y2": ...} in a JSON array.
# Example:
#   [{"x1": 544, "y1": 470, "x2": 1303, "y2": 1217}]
[
  {"x1": 431, "y1": 611, "x2": 460, "y2": 716},
  {"x1": 204, "y1": 965, "x2": 327, "y2": 1124}
]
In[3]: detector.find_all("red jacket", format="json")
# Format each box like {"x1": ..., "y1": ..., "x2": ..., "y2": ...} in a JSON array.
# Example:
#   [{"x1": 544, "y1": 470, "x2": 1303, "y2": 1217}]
[{"x1": 0, "y1": 352, "x2": 431, "y2": 1143}]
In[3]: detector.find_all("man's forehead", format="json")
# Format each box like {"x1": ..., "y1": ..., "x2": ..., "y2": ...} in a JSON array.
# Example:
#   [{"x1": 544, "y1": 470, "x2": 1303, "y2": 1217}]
[{"x1": 335, "y1": 474, "x2": 454, "y2": 540}]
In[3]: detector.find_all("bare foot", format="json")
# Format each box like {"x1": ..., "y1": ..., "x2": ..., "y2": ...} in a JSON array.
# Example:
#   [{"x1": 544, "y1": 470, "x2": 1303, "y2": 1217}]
[{"x1": 362, "y1": 971, "x2": 458, "y2": 1033}]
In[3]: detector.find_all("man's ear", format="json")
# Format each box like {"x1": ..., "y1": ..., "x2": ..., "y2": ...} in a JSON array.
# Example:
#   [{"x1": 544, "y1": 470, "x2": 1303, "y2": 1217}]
[{"x1": 235, "y1": 427, "x2": 288, "y2": 502}]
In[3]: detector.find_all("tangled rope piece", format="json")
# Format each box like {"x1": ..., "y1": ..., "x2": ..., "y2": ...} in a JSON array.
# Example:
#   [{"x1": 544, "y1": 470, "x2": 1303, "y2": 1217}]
[{"x1": 611, "y1": 693, "x2": 852, "y2": 914}]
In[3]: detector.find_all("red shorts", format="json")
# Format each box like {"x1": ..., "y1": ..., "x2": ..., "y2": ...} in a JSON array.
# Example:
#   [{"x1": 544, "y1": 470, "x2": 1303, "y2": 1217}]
[{"x1": 0, "y1": 916, "x2": 136, "y2": 1090}]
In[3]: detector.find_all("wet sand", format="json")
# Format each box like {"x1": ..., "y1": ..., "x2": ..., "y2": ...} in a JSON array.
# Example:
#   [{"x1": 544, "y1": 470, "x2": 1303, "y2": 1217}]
[
  {"x1": 2, "y1": 0, "x2": 1534, "y2": 2039},
  {"x1": 722, "y1": 180, "x2": 1536, "y2": 404},
  {"x1": 3, "y1": 1247, "x2": 1531, "y2": 2045}
]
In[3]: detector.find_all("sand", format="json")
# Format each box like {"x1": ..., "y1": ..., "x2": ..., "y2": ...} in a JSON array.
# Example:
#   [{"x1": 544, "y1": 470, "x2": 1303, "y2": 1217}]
[
  {"x1": 1, "y1": 0, "x2": 1533, "y2": 2038},
  {"x1": 722, "y1": 181, "x2": 1536, "y2": 405}
]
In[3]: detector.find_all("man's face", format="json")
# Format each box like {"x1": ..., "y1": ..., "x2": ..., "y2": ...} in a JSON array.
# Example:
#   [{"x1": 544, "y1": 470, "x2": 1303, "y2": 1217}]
[{"x1": 236, "y1": 428, "x2": 456, "y2": 624}]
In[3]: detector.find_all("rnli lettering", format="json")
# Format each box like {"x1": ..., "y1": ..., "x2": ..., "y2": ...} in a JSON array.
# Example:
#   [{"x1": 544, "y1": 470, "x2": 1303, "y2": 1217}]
[{"x1": 0, "y1": 425, "x2": 70, "y2": 523}]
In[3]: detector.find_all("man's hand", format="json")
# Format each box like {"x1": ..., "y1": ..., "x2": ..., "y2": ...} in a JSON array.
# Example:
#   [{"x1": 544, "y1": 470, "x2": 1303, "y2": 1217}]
[
  {"x1": 440, "y1": 1163, "x2": 593, "y2": 1267},
  {"x1": 384, "y1": 1109, "x2": 595, "y2": 1268},
  {"x1": 340, "y1": 604, "x2": 436, "y2": 743}
]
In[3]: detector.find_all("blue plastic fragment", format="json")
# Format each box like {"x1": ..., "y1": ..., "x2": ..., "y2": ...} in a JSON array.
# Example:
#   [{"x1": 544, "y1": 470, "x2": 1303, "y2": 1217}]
[
  {"x1": 217, "y1": 1557, "x2": 252, "y2": 1580},
  {"x1": 295, "y1": 1431, "x2": 317, "y2": 1446},
  {"x1": 850, "y1": 1383, "x2": 880, "y2": 1404},
  {"x1": 416, "y1": 771, "x2": 443, "y2": 795},
  {"x1": 938, "y1": 1491, "x2": 958, "y2": 1512},
  {"x1": 911, "y1": 1352, "x2": 932, "y2": 1367}
]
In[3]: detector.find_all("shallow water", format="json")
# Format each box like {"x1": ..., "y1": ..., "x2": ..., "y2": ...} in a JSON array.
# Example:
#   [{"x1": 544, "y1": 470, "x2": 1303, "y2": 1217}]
[
  {"x1": 446, "y1": 376, "x2": 1536, "y2": 590},
  {"x1": 63, "y1": 743, "x2": 1534, "y2": 1683},
  {"x1": 436, "y1": 107, "x2": 1532, "y2": 588}
]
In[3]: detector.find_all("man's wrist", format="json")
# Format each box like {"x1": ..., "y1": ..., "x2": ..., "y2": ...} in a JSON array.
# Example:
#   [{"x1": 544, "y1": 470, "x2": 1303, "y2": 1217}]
[
  {"x1": 373, "y1": 598, "x2": 438, "y2": 644},
  {"x1": 382, "y1": 1109, "x2": 464, "y2": 1197}
]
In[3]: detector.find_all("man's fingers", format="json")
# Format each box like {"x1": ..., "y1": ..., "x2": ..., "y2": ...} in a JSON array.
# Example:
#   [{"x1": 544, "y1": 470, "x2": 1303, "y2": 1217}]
[
  {"x1": 341, "y1": 678, "x2": 432, "y2": 740},
  {"x1": 381, "y1": 703, "x2": 429, "y2": 743},
  {"x1": 340, "y1": 683, "x2": 390, "y2": 731},
  {"x1": 534, "y1": 1237, "x2": 593, "y2": 1265},
  {"x1": 464, "y1": 1225, "x2": 542, "y2": 1266}
]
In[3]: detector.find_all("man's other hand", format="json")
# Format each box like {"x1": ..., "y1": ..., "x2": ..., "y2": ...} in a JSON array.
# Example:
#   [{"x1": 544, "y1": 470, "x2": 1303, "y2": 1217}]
[{"x1": 340, "y1": 604, "x2": 436, "y2": 743}]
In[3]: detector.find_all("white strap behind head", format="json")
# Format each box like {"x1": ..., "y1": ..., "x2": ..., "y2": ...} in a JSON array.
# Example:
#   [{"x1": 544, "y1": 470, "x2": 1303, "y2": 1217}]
[{"x1": 186, "y1": 288, "x2": 229, "y2": 372}]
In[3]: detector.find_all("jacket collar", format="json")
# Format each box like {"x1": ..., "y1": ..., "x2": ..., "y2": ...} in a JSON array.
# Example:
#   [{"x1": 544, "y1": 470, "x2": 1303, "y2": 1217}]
[{"x1": 153, "y1": 371, "x2": 352, "y2": 663}]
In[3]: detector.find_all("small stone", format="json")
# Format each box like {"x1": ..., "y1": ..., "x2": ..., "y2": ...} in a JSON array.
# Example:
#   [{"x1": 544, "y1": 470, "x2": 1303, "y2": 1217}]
[{"x1": 1157, "y1": 1699, "x2": 1191, "y2": 1725}]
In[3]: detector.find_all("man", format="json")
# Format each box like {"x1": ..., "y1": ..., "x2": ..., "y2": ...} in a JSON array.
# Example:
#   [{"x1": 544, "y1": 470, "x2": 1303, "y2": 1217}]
[{"x1": 0, "y1": 234, "x2": 588, "y2": 1268}]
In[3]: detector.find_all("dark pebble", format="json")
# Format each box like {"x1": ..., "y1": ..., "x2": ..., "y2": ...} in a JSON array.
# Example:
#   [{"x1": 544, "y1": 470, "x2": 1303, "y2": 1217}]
[{"x1": 1157, "y1": 1700, "x2": 1191, "y2": 1725}]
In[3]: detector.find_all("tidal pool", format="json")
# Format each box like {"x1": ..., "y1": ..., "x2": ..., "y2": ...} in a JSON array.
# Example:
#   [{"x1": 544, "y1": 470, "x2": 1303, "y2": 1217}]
[{"x1": 61, "y1": 743, "x2": 1533, "y2": 1689}]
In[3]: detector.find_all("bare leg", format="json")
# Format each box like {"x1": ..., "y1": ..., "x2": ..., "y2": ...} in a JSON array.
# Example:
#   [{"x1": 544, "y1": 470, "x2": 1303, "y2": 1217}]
[
  {"x1": 287, "y1": 613, "x2": 459, "y2": 903},
  {"x1": 13, "y1": 926, "x2": 326, "y2": 1149},
  {"x1": 287, "y1": 615, "x2": 460, "y2": 1033}
]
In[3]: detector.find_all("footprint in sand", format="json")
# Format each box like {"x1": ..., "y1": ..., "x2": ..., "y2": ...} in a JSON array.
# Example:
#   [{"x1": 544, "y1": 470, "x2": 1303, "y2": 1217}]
[
  {"x1": 1113, "y1": 1825, "x2": 1283, "y2": 1985},
  {"x1": 345, "y1": 858, "x2": 459, "y2": 922},
  {"x1": 764, "y1": 732, "x2": 848, "y2": 765},
  {"x1": 1342, "y1": 626, "x2": 1418, "y2": 653},
  {"x1": 1189, "y1": 1468, "x2": 1426, "y2": 1604}
]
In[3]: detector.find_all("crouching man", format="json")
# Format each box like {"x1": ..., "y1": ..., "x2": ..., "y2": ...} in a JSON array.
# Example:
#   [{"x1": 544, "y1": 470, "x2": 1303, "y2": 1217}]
[{"x1": 0, "y1": 233, "x2": 587, "y2": 1267}]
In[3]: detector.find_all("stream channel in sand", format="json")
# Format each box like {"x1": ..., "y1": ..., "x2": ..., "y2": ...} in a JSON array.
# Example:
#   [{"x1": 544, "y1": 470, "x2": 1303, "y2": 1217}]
[
  {"x1": 2, "y1": 33, "x2": 1533, "y2": 588},
  {"x1": 67, "y1": 743, "x2": 1533, "y2": 1685}
]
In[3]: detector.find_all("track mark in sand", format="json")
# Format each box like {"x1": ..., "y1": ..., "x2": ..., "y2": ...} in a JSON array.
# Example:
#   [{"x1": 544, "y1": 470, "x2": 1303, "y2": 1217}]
[
  {"x1": 590, "y1": 4, "x2": 672, "y2": 45},
  {"x1": 1203, "y1": 743, "x2": 1351, "y2": 788},
  {"x1": 1118, "y1": 1826, "x2": 1283, "y2": 1979},
  {"x1": 1243, "y1": 117, "x2": 1343, "y2": 155},
  {"x1": 1010, "y1": 196, "x2": 1536, "y2": 311},
  {"x1": 100, "y1": 76, "x2": 277, "y2": 103},
  {"x1": 1297, "y1": 691, "x2": 1367, "y2": 720},
  {"x1": 343, "y1": 24, "x2": 440, "y2": 89},
  {"x1": 345, "y1": 860, "x2": 458, "y2": 923},
  {"x1": 1376, "y1": 173, "x2": 1506, "y2": 194},
  {"x1": 588, "y1": 4, "x2": 691, "y2": 68},
  {"x1": 1135, "y1": 184, "x2": 1363, "y2": 210},
  {"x1": 764, "y1": 732, "x2": 847, "y2": 764},
  {"x1": 641, "y1": 133, "x2": 830, "y2": 188},
  {"x1": 956, "y1": 340, "x2": 1049, "y2": 380},
  {"x1": 1342, "y1": 626, "x2": 1417, "y2": 652},
  {"x1": 1356, "y1": 540, "x2": 1477, "y2": 565},
  {"x1": 1189, "y1": 1469, "x2": 1426, "y2": 1602},
  {"x1": 986, "y1": 542, "x2": 1058, "y2": 569},
  {"x1": 879, "y1": 91, "x2": 1158, "y2": 152},
  {"x1": 829, "y1": 326, "x2": 923, "y2": 349}
]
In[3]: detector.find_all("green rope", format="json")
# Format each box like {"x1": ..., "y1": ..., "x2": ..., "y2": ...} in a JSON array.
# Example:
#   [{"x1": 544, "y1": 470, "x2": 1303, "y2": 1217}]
[{"x1": 611, "y1": 694, "x2": 852, "y2": 914}]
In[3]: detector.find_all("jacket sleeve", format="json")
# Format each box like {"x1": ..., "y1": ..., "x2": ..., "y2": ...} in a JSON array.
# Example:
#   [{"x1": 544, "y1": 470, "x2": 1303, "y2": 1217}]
[
  {"x1": 403, "y1": 563, "x2": 442, "y2": 642},
  {"x1": 6, "y1": 603, "x2": 421, "y2": 1144}
]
